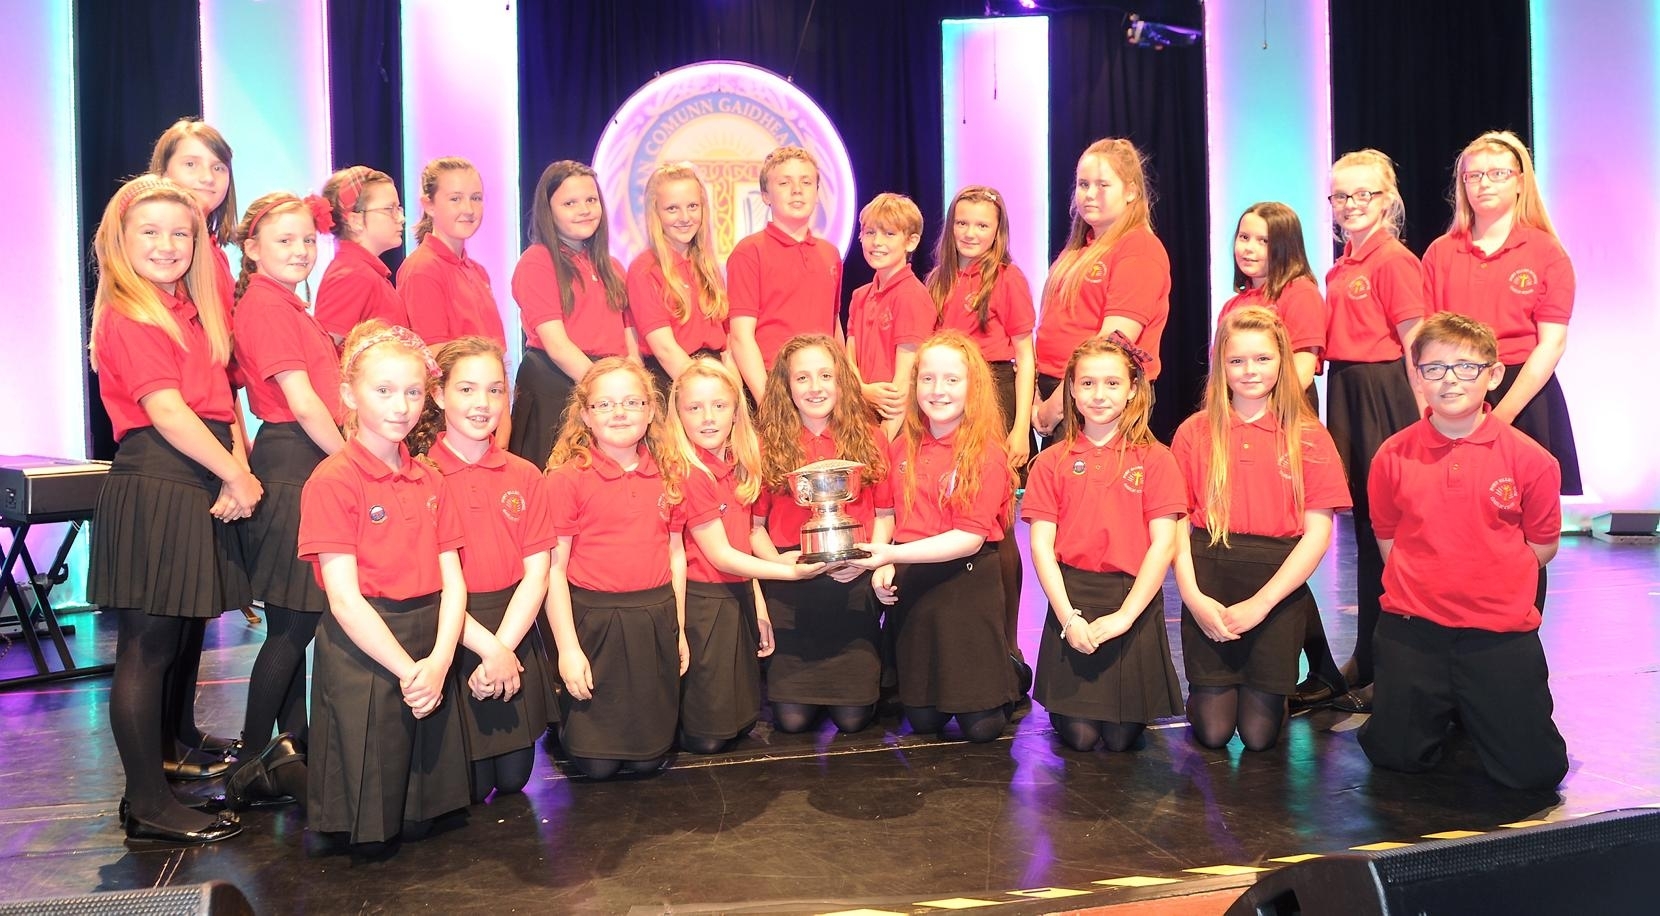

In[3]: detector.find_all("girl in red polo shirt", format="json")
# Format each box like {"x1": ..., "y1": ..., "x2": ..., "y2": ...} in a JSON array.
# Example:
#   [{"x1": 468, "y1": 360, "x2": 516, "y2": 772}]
[
  {"x1": 1033, "y1": 139, "x2": 1170, "y2": 441},
  {"x1": 544, "y1": 358, "x2": 688, "y2": 779},
  {"x1": 225, "y1": 192, "x2": 346, "y2": 811},
  {"x1": 850, "y1": 331, "x2": 1020, "y2": 742},
  {"x1": 1023, "y1": 335, "x2": 1185, "y2": 752},
  {"x1": 847, "y1": 192, "x2": 932, "y2": 439},
  {"x1": 1172, "y1": 308, "x2": 1351, "y2": 752},
  {"x1": 1324, "y1": 150, "x2": 1426, "y2": 699},
  {"x1": 753, "y1": 335, "x2": 894, "y2": 734},
  {"x1": 315, "y1": 166, "x2": 408, "y2": 345},
  {"x1": 628, "y1": 163, "x2": 730, "y2": 393},
  {"x1": 509, "y1": 160, "x2": 633, "y2": 470},
  {"x1": 409, "y1": 337, "x2": 555, "y2": 801},
  {"x1": 89, "y1": 176, "x2": 253, "y2": 844},
  {"x1": 925, "y1": 184, "x2": 1038, "y2": 693},
  {"x1": 666, "y1": 358, "x2": 824, "y2": 753},
  {"x1": 399, "y1": 157, "x2": 505, "y2": 351},
  {"x1": 298, "y1": 321, "x2": 471, "y2": 849}
]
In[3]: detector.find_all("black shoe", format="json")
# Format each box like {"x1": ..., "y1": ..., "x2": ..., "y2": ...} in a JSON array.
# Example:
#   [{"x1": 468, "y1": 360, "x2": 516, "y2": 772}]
[
  {"x1": 1328, "y1": 684, "x2": 1373, "y2": 714},
  {"x1": 1289, "y1": 677, "x2": 1337, "y2": 713},
  {"x1": 190, "y1": 734, "x2": 243, "y2": 757},
  {"x1": 227, "y1": 733, "x2": 306, "y2": 810},
  {"x1": 124, "y1": 811, "x2": 242, "y2": 846},
  {"x1": 1011, "y1": 654, "x2": 1034, "y2": 698},
  {"x1": 118, "y1": 795, "x2": 226, "y2": 828},
  {"x1": 161, "y1": 757, "x2": 232, "y2": 781}
]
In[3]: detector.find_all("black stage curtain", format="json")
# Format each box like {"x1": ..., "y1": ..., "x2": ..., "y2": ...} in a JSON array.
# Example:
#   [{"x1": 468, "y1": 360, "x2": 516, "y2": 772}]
[
  {"x1": 75, "y1": 0, "x2": 205, "y2": 461},
  {"x1": 1330, "y1": 0, "x2": 1532, "y2": 255},
  {"x1": 328, "y1": 0, "x2": 406, "y2": 276},
  {"x1": 1047, "y1": 2, "x2": 1208, "y2": 441}
]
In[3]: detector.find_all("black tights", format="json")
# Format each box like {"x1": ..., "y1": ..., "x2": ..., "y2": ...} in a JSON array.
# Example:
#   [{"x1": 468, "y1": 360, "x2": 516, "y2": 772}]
[
  {"x1": 905, "y1": 705, "x2": 1009, "y2": 744},
  {"x1": 160, "y1": 618, "x2": 209, "y2": 756},
  {"x1": 679, "y1": 732, "x2": 733, "y2": 755},
  {"x1": 1050, "y1": 714, "x2": 1146, "y2": 752},
  {"x1": 771, "y1": 702, "x2": 875, "y2": 735},
  {"x1": 470, "y1": 748, "x2": 536, "y2": 802},
  {"x1": 997, "y1": 525, "x2": 1024, "y2": 660},
  {"x1": 566, "y1": 754, "x2": 666, "y2": 781},
  {"x1": 240, "y1": 605, "x2": 319, "y2": 750},
  {"x1": 1187, "y1": 686, "x2": 1286, "y2": 751},
  {"x1": 110, "y1": 610, "x2": 215, "y2": 832}
]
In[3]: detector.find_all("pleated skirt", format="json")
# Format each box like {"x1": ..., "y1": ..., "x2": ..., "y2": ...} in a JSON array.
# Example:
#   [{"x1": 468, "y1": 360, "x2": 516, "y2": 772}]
[
  {"x1": 1035, "y1": 566, "x2": 1183, "y2": 723},
  {"x1": 455, "y1": 584, "x2": 554, "y2": 760},
  {"x1": 557, "y1": 585, "x2": 679, "y2": 761},
  {"x1": 89, "y1": 424, "x2": 249, "y2": 617},
  {"x1": 239, "y1": 421, "x2": 327, "y2": 611},
  {"x1": 1180, "y1": 530, "x2": 1310, "y2": 695},
  {"x1": 893, "y1": 545, "x2": 1020, "y2": 714},
  {"x1": 761, "y1": 570, "x2": 882, "y2": 707},
  {"x1": 308, "y1": 593, "x2": 470, "y2": 844},
  {"x1": 1325, "y1": 359, "x2": 1419, "y2": 505},
  {"x1": 1491, "y1": 368, "x2": 1582, "y2": 495},
  {"x1": 680, "y1": 579, "x2": 762, "y2": 741},
  {"x1": 990, "y1": 360, "x2": 1033, "y2": 485},
  {"x1": 508, "y1": 346, "x2": 578, "y2": 471}
]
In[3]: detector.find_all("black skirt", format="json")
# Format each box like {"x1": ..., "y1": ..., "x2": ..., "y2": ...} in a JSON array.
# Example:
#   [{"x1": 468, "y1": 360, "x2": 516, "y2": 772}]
[
  {"x1": 1034, "y1": 566, "x2": 1182, "y2": 723},
  {"x1": 1179, "y1": 529, "x2": 1311, "y2": 694},
  {"x1": 308, "y1": 593, "x2": 471, "y2": 844},
  {"x1": 454, "y1": 584, "x2": 555, "y2": 760},
  {"x1": 1036, "y1": 372, "x2": 1066, "y2": 451},
  {"x1": 239, "y1": 421, "x2": 328, "y2": 611},
  {"x1": 761, "y1": 570, "x2": 882, "y2": 707},
  {"x1": 1325, "y1": 359, "x2": 1419, "y2": 505},
  {"x1": 557, "y1": 585, "x2": 680, "y2": 761},
  {"x1": 680, "y1": 579, "x2": 762, "y2": 741},
  {"x1": 89, "y1": 423, "x2": 249, "y2": 617},
  {"x1": 893, "y1": 545, "x2": 1019, "y2": 713},
  {"x1": 1490, "y1": 368, "x2": 1581, "y2": 496},
  {"x1": 990, "y1": 360, "x2": 1034, "y2": 486},
  {"x1": 507, "y1": 346, "x2": 576, "y2": 471}
]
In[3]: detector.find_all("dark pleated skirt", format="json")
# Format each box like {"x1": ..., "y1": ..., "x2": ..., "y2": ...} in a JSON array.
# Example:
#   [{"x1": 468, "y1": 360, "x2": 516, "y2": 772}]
[
  {"x1": 557, "y1": 585, "x2": 679, "y2": 761},
  {"x1": 455, "y1": 584, "x2": 554, "y2": 760},
  {"x1": 893, "y1": 545, "x2": 1019, "y2": 714},
  {"x1": 239, "y1": 422, "x2": 327, "y2": 610},
  {"x1": 1180, "y1": 529, "x2": 1310, "y2": 695},
  {"x1": 761, "y1": 569, "x2": 882, "y2": 707},
  {"x1": 308, "y1": 593, "x2": 471, "y2": 844},
  {"x1": 1325, "y1": 359, "x2": 1418, "y2": 506},
  {"x1": 1491, "y1": 368, "x2": 1581, "y2": 495},
  {"x1": 1034, "y1": 566, "x2": 1183, "y2": 723},
  {"x1": 990, "y1": 360, "x2": 1034, "y2": 486},
  {"x1": 89, "y1": 424, "x2": 249, "y2": 617},
  {"x1": 508, "y1": 346, "x2": 575, "y2": 471},
  {"x1": 1036, "y1": 372, "x2": 1066, "y2": 451},
  {"x1": 680, "y1": 579, "x2": 762, "y2": 741}
]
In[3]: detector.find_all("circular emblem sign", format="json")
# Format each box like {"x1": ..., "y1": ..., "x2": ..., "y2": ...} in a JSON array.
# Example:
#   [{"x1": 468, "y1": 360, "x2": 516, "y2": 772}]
[{"x1": 593, "y1": 61, "x2": 857, "y2": 265}]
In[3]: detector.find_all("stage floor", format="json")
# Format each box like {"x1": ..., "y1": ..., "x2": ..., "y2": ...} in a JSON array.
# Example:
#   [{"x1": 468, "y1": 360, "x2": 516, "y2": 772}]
[{"x1": 1, "y1": 518, "x2": 1656, "y2": 914}]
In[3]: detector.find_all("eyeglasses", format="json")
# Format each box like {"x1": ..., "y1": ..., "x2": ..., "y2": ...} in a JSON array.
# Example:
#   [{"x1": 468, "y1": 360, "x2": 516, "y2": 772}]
[
  {"x1": 1416, "y1": 361, "x2": 1494, "y2": 381},
  {"x1": 587, "y1": 397, "x2": 650, "y2": 414},
  {"x1": 363, "y1": 204, "x2": 405, "y2": 217},
  {"x1": 1461, "y1": 168, "x2": 1517, "y2": 185},
  {"x1": 1328, "y1": 189, "x2": 1385, "y2": 207}
]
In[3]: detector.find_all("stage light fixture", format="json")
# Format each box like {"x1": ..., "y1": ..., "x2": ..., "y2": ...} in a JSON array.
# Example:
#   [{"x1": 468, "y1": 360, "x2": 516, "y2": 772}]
[{"x1": 1125, "y1": 14, "x2": 1200, "y2": 49}]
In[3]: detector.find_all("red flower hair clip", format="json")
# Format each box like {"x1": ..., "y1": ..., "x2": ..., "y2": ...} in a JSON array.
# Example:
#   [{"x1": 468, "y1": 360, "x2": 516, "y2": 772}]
[{"x1": 304, "y1": 194, "x2": 335, "y2": 234}]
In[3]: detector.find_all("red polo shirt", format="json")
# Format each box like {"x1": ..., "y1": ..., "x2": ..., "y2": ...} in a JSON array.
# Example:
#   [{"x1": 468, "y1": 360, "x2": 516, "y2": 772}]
[
  {"x1": 625, "y1": 250, "x2": 727, "y2": 357},
  {"x1": 1218, "y1": 276, "x2": 1328, "y2": 358},
  {"x1": 889, "y1": 430, "x2": 1009, "y2": 543},
  {"x1": 753, "y1": 426, "x2": 894, "y2": 547},
  {"x1": 512, "y1": 243, "x2": 629, "y2": 357},
  {"x1": 429, "y1": 433, "x2": 556, "y2": 593},
  {"x1": 315, "y1": 239, "x2": 407, "y2": 340},
  {"x1": 209, "y1": 245, "x2": 244, "y2": 390},
  {"x1": 1370, "y1": 409, "x2": 1561, "y2": 632},
  {"x1": 234, "y1": 274, "x2": 345, "y2": 425},
  {"x1": 847, "y1": 265, "x2": 934, "y2": 384},
  {"x1": 935, "y1": 261, "x2": 1036, "y2": 363},
  {"x1": 1324, "y1": 233, "x2": 1425, "y2": 363},
  {"x1": 397, "y1": 234, "x2": 505, "y2": 348},
  {"x1": 1022, "y1": 438, "x2": 1185, "y2": 575},
  {"x1": 680, "y1": 447, "x2": 753, "y2": 585},
  {"x1": 298, "y1": 439, "x2": 463, "y2": 599},
  {"x1": 1421, "y1": 226, "x2": 1574, "y2": 365},
  {"x1": 1170, "y1": 410, "x2": 1351, "y2": 537},
  {"x1": 726, "y1": 222, "x2": 842, "y2": 366},
  {"x1": 1035, "y1": 227, "x2": 1170, "y2": 380},
  {"x1": 546, "y1": 445, "x2": 685, "y2": 593},
  {"x1": 94, "y1": 284, "x2": 236, "y2": 441}
]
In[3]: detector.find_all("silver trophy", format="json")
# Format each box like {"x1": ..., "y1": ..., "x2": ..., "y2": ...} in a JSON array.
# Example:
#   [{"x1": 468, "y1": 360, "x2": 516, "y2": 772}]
[{"x1": 787, "y1": 458, "x2": 871, "y2": 563}]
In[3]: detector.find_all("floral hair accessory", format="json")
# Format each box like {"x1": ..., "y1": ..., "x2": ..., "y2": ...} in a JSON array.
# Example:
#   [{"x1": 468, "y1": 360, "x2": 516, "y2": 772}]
[
  {"x1": 1108, "y1": 330, "x2": 1152, "y2": 376},
  {"x1": 304, "y1": 194, "x2": 334, "y2": 234}
]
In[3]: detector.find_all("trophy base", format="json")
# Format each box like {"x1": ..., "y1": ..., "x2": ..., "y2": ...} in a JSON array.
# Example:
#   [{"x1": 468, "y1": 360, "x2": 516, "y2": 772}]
[{"x1": 799, "y1": 546, "x2": 872, "y2": 564}]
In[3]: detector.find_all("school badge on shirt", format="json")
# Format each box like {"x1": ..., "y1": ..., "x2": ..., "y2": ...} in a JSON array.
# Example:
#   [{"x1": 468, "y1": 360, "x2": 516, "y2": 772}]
[
  {"x1": 368, "y1": 505, "x2": 387, "y2": 524},
  {"x1": 501, "y1": 489, "x2": 526, "y2": 522},
  {"x1": 1489, "y1": 477, "x2": 1520, "y2": 510},
  {"x1": 1346, "y1": 276, "x2": 1372, "y2": 300},
  {"x1": 1072, "y1": 459, "x2": 1087, "y2": 476},
  {"x1": 1508, "y1": 269, "x2": 1538, "y2": 294},
  {"x1": 1121, "y1": 465, "x2": 1145, "y2": 493}
]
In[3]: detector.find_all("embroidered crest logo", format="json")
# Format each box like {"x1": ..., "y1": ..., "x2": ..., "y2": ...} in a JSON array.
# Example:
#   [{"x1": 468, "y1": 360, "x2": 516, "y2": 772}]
[
  {"x1": 1122, "y1": 465, "x2": 1145, "y2": 493},
  {"x1": 1508, "y1": 268, "x2": 1538, "y2": 294},
  {"x1": 1085, "y1": 261, "x2": 1107, "y2": 284},
  {"x1": 501, "y1": 489, "x2": 525, "y2": 522},
  {"x1": 1489, "y1": 477, "x2": 1519, "y2": 510},
  {"x1": 1346, "y1": 275, "x2": 1372, "y2": 300},
  {"x1": 426, "y1": 496, "x2": 439, "y2": 519},
  {"x1": 1277, "y1": 453, "x2": 1294, "y2": 480}
]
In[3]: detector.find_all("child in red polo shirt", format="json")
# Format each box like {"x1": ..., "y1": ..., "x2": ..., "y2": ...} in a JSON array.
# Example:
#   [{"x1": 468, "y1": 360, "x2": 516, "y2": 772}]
[
  {"x1": 666, "y1": 358, "x2": 825, "y2": 753},
  {"x1": 753, "y1": 335, "x2": 894, "y2": 734},
  {"x1": 410, "y1": 337, "x2": 556, "y2": 801},
  {"x1": 847, "y1": 193, "x2": 933, "y2": 439},
  {"x1": 544, "y1": 359, "x2": 688, "y2": 779},
  {"x1": 298, "y1": 321, "x2": 471, "y2": 849},
  {"x1": 1172, "y1": 308, "x2": 1351, "y2": 751},
  {"x1": 509, "y1": 160, "x2": 634, "y2": 470},
  {"x1": 1359, "y1": 313, "x2": 1567, "y2": 789},
  {"x1": 399, "y1": 157, "x2": 506, "y2": 351},
  {"x1": 628, "y1": 163, "x2": 730, "y2": 392},
  {"x1": 727, "y1": 146, "x2": 844, "y2": 402},
  {"x1": 1023, "y1": 334, "x2": 1184, "y2": 753},
  {"x1": 315, "y1": 165, "x2": 408, "y2": 346},
  {"x1": 1034, "y1": 138, "x2": 1170, "y2": 441},
  {"x1": 850, "y1": 332, "x2": 1020, "y2": 742},
  {"x1": 226, "y1": 191, "x2": 347, "y2": 811}
]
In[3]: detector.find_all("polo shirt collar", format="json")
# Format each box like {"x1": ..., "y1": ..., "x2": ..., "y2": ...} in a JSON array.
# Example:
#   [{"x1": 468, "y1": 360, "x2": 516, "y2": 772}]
[
  {"x1": 430, "y1": 431, "x2": 507, "y2": 473},
  {"x1": 422, "y1": 232, "x2": 470, "y2": 267},
  {"x1": 589, "y1": 443, "x2": 660, "y2": 481},
  {"x1": 923, "y1": 426, "x2": 959, "y2": 449},
  {"x1": 1066, "y1": 432, "x2": 1129, "y2": 455},
  {"x1": 696, "y1": 446, "x2": 735, "y2": 481},
  {"x1": 1340, "y1": 229, "x2": 1391, "y2": 264},
  {"x1": 1419, "y1": 405, "x2": 1502, "y2": 448},
  {"x1": 764, "y1": 221, "x2": 819, "y2": 248},
  {"x1": 344, "y1": 437, "x2": 427, "y2": 482},
  {"x1": 336, "y1": 238, "x2": 390, "y2": 278},
  {"x1": 246, "y1": 273, "x2": 306, "y2": 311},
  {"x1": 1229, "y1": 409, "x2": 1282, "y2": 433},
  {"x1": 151, "y1": 281, "x2": 199, "y2": 322},
  {"x1": 1451, "y1": 223, "x2": 1538, "y2": 260},
  {"x1": 872, "y1": 264, "x2": 916, "y2": 294}
]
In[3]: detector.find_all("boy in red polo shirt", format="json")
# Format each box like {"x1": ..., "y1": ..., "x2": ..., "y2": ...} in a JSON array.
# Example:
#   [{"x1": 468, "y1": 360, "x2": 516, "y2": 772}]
[
  {"x1": 1358, "y1": 312, "x2": 1567, "y2": 790},
  {"x1": 846, "y1": 193, "x2": 933, "y2": 437}
]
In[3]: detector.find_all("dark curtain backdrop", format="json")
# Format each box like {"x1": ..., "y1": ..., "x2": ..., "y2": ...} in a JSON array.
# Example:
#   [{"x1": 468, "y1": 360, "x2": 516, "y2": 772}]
[
  {"x1": 328, "y1": 0, "x2": 406, "y2": 275},
  {"x1": 75, "y1": 0, "x2": 205, "y2": 461},
  {"x1": 1330, "y1": 0, "x2": 1533, "y2": 255}
]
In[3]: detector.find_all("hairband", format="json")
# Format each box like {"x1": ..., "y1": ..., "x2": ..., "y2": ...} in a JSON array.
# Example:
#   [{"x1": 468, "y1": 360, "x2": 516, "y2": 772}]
[
  {"x1": 336, "y1": 166, "x2": 370, "y2": 213},
  {"x1": 1108, "y1": 330, "x2": 1152, "y2": 375},
  {"x1": 118, "y1": 176, "x2": 172, "y2": 217},
  {"x1": 343, "y1": 325, "x2": 441, "y2": 379},
  {"x1": 248, "y1": 194, "x2": 335, "y2": 236}
]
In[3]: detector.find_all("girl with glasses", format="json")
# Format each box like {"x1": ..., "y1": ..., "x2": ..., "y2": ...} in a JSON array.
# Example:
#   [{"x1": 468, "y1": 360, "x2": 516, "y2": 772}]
[{"x1": 315, "y1": 166, "x2": 408, "y2": 346}]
